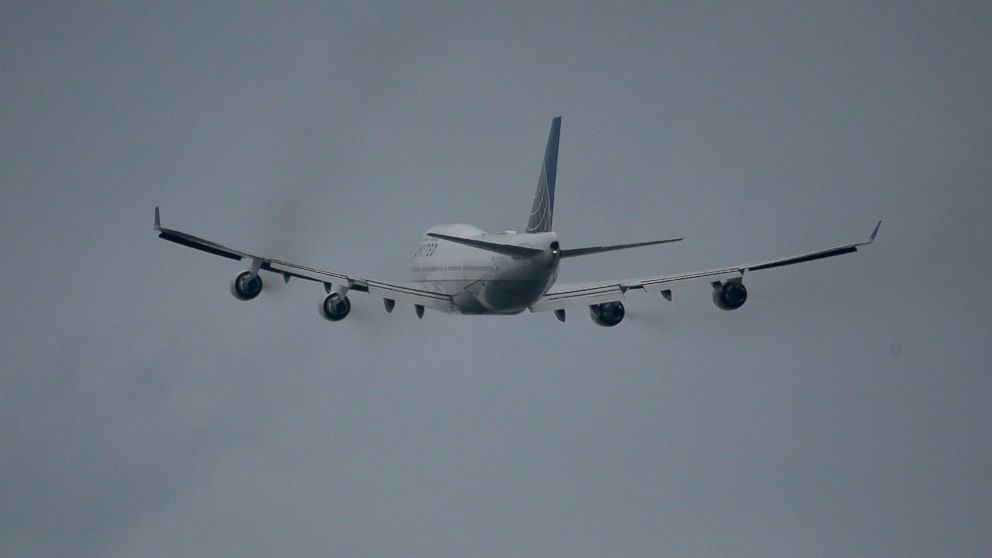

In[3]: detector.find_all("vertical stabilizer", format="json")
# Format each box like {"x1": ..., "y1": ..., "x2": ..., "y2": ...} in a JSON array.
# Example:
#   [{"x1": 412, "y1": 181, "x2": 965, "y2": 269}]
[{"x1": 526, "y1": 117, "x2": 561, "y2": 233}]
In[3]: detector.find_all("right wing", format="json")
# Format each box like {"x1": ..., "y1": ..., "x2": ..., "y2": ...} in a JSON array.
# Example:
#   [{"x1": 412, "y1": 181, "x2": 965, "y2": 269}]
[
  {"x1": 154, "y1": 207, "x2": 453, "y2": 312},
  {"x1": 530, "y1": 221, "x2": 881, "y2": 312}
]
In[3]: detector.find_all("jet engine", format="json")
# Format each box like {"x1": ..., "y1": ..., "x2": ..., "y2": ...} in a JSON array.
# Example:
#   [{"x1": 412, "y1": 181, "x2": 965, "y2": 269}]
[
  {"x1": 230, "y1": 270, "x2": 263, "y2": 301},
  {"x1": 320, "y1": 293, "x2": 352, "y2": 322},
  {"x1": 712, "y1": 280, "x2": 747, "y2": 310},
  {"x1": 589, "y1": 301, "x2": 625, "y2": 327}
]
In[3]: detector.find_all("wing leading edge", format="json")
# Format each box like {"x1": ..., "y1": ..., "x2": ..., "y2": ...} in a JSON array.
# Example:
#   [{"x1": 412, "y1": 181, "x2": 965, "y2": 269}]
[
  {"x1": 154, "y1": 207, "x2": 453, "y2": 311},
  {"x1": 530, "y1": 222, "x2": 881, "y2": 312}
]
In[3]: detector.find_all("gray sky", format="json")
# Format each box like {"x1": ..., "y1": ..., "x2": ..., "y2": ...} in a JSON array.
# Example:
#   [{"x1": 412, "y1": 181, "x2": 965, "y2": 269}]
[{"x1": 2, "y1": 1, "x2": 991, "y2": 556}]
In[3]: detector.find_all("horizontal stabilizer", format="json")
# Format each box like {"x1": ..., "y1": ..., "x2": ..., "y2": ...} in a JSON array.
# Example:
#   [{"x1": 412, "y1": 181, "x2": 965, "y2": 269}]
[
  {"x1": 426, "y1": 233, "x2": 544, "y2": 257},
  {"x1": 560, "y1": 237, "x2": 683, "y2": 258}
]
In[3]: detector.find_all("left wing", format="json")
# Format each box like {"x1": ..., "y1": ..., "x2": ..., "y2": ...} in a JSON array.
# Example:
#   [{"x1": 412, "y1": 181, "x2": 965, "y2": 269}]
[
  {"x1": 154, "y1": 207, "x2": 453, "y2": 312},
  {"x1": 530, "y1": 221, "x2": 880, "y2": 312}
]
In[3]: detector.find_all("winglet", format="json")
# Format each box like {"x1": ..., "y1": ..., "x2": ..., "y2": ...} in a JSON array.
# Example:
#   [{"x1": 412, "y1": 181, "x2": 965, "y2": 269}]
[
  {"x1": 869, "y1": 220, "x2": 881, "y2": 242},
  {"x1": 154, "y1": 206, "x2": 161, "y2": 231}
]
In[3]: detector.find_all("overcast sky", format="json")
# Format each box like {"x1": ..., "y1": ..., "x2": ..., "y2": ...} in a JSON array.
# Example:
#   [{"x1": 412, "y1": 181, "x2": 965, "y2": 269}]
[{"x1": 2, "y1": 2, "x2": 991, "y2": 556}]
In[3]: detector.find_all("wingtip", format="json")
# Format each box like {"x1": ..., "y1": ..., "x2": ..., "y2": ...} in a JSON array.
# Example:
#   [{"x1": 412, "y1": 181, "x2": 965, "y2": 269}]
[
  {"x1": 870, "y1": 220, "x2": 881, "y2": 242},
  {"x1": 154, "y1": 206, "x2": 161, "y2": 230}
]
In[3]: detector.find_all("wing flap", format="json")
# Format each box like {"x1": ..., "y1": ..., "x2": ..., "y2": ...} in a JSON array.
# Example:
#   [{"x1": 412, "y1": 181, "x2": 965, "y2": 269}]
[
  {"x1": 265, "y1": 259, "x2": 350, "y2": 284},
  {"x1": 366, "y1": 281, "x2": 453, "y2": 312},
  {"x1": 529, "y1": 283, "x2": 624, "y2": 312},
  {"x1": 633, "y1": 268, "x2": 743, "y2": 293}
]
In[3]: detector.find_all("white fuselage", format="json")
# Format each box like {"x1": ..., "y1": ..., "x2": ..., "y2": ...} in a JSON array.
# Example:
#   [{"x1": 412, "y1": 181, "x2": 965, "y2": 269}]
[{"x1": 409, "y1": 225, "x2": 560, "y2": 314}]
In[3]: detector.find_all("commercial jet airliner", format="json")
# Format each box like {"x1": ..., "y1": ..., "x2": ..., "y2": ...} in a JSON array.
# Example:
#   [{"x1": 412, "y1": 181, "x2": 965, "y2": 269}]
[{"x1": 155, "y1": 117, "x2": 879, "y2": 326}]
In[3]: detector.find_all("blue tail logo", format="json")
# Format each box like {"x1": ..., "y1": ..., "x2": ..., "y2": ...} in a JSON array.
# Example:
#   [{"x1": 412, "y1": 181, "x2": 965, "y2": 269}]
[{"x1": 526, "y1": 117, "x2": 561, "y2": 233}]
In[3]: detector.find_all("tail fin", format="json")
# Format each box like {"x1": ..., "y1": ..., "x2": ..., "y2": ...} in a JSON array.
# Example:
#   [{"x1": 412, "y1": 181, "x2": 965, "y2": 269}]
[{"x1": 526, "y1": 117, "x2": 561, "y2": 233}]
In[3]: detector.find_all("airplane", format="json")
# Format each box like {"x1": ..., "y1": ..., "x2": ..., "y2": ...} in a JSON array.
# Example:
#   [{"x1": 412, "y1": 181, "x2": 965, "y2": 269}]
[{"x1": 154, "y1": 117, "x2": 879, "y2": 326}]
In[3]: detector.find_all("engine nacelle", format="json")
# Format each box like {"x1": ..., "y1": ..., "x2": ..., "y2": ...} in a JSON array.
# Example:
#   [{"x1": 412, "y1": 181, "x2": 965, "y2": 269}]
[
  {"x1": 589, "y1": 301, "x2": 625, "y2": 327},
  {"x1": 230, "y1": 270, "x2": 263, "y2": 301},
  {"x1": 320, "y1": 293, "x2": 352, "y2": 322},
  {"x1": 712, "y1": 280, "x2": 747, "y2": 311}
]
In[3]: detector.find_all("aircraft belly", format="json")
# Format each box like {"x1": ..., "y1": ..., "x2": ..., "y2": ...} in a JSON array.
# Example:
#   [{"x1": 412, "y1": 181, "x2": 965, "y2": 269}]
[
  {"x1": 480, "y1": 279, "x2": 547, "y2": 313},
  {"x1": 410, "y1": 242, "x2": 558, "y2": 315}
]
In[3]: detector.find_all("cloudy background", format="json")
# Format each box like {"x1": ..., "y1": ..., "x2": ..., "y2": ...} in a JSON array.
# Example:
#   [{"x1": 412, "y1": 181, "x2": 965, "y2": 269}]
[{"x1": 2, "y1": 1, "x2": 991, "y2": 556}]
